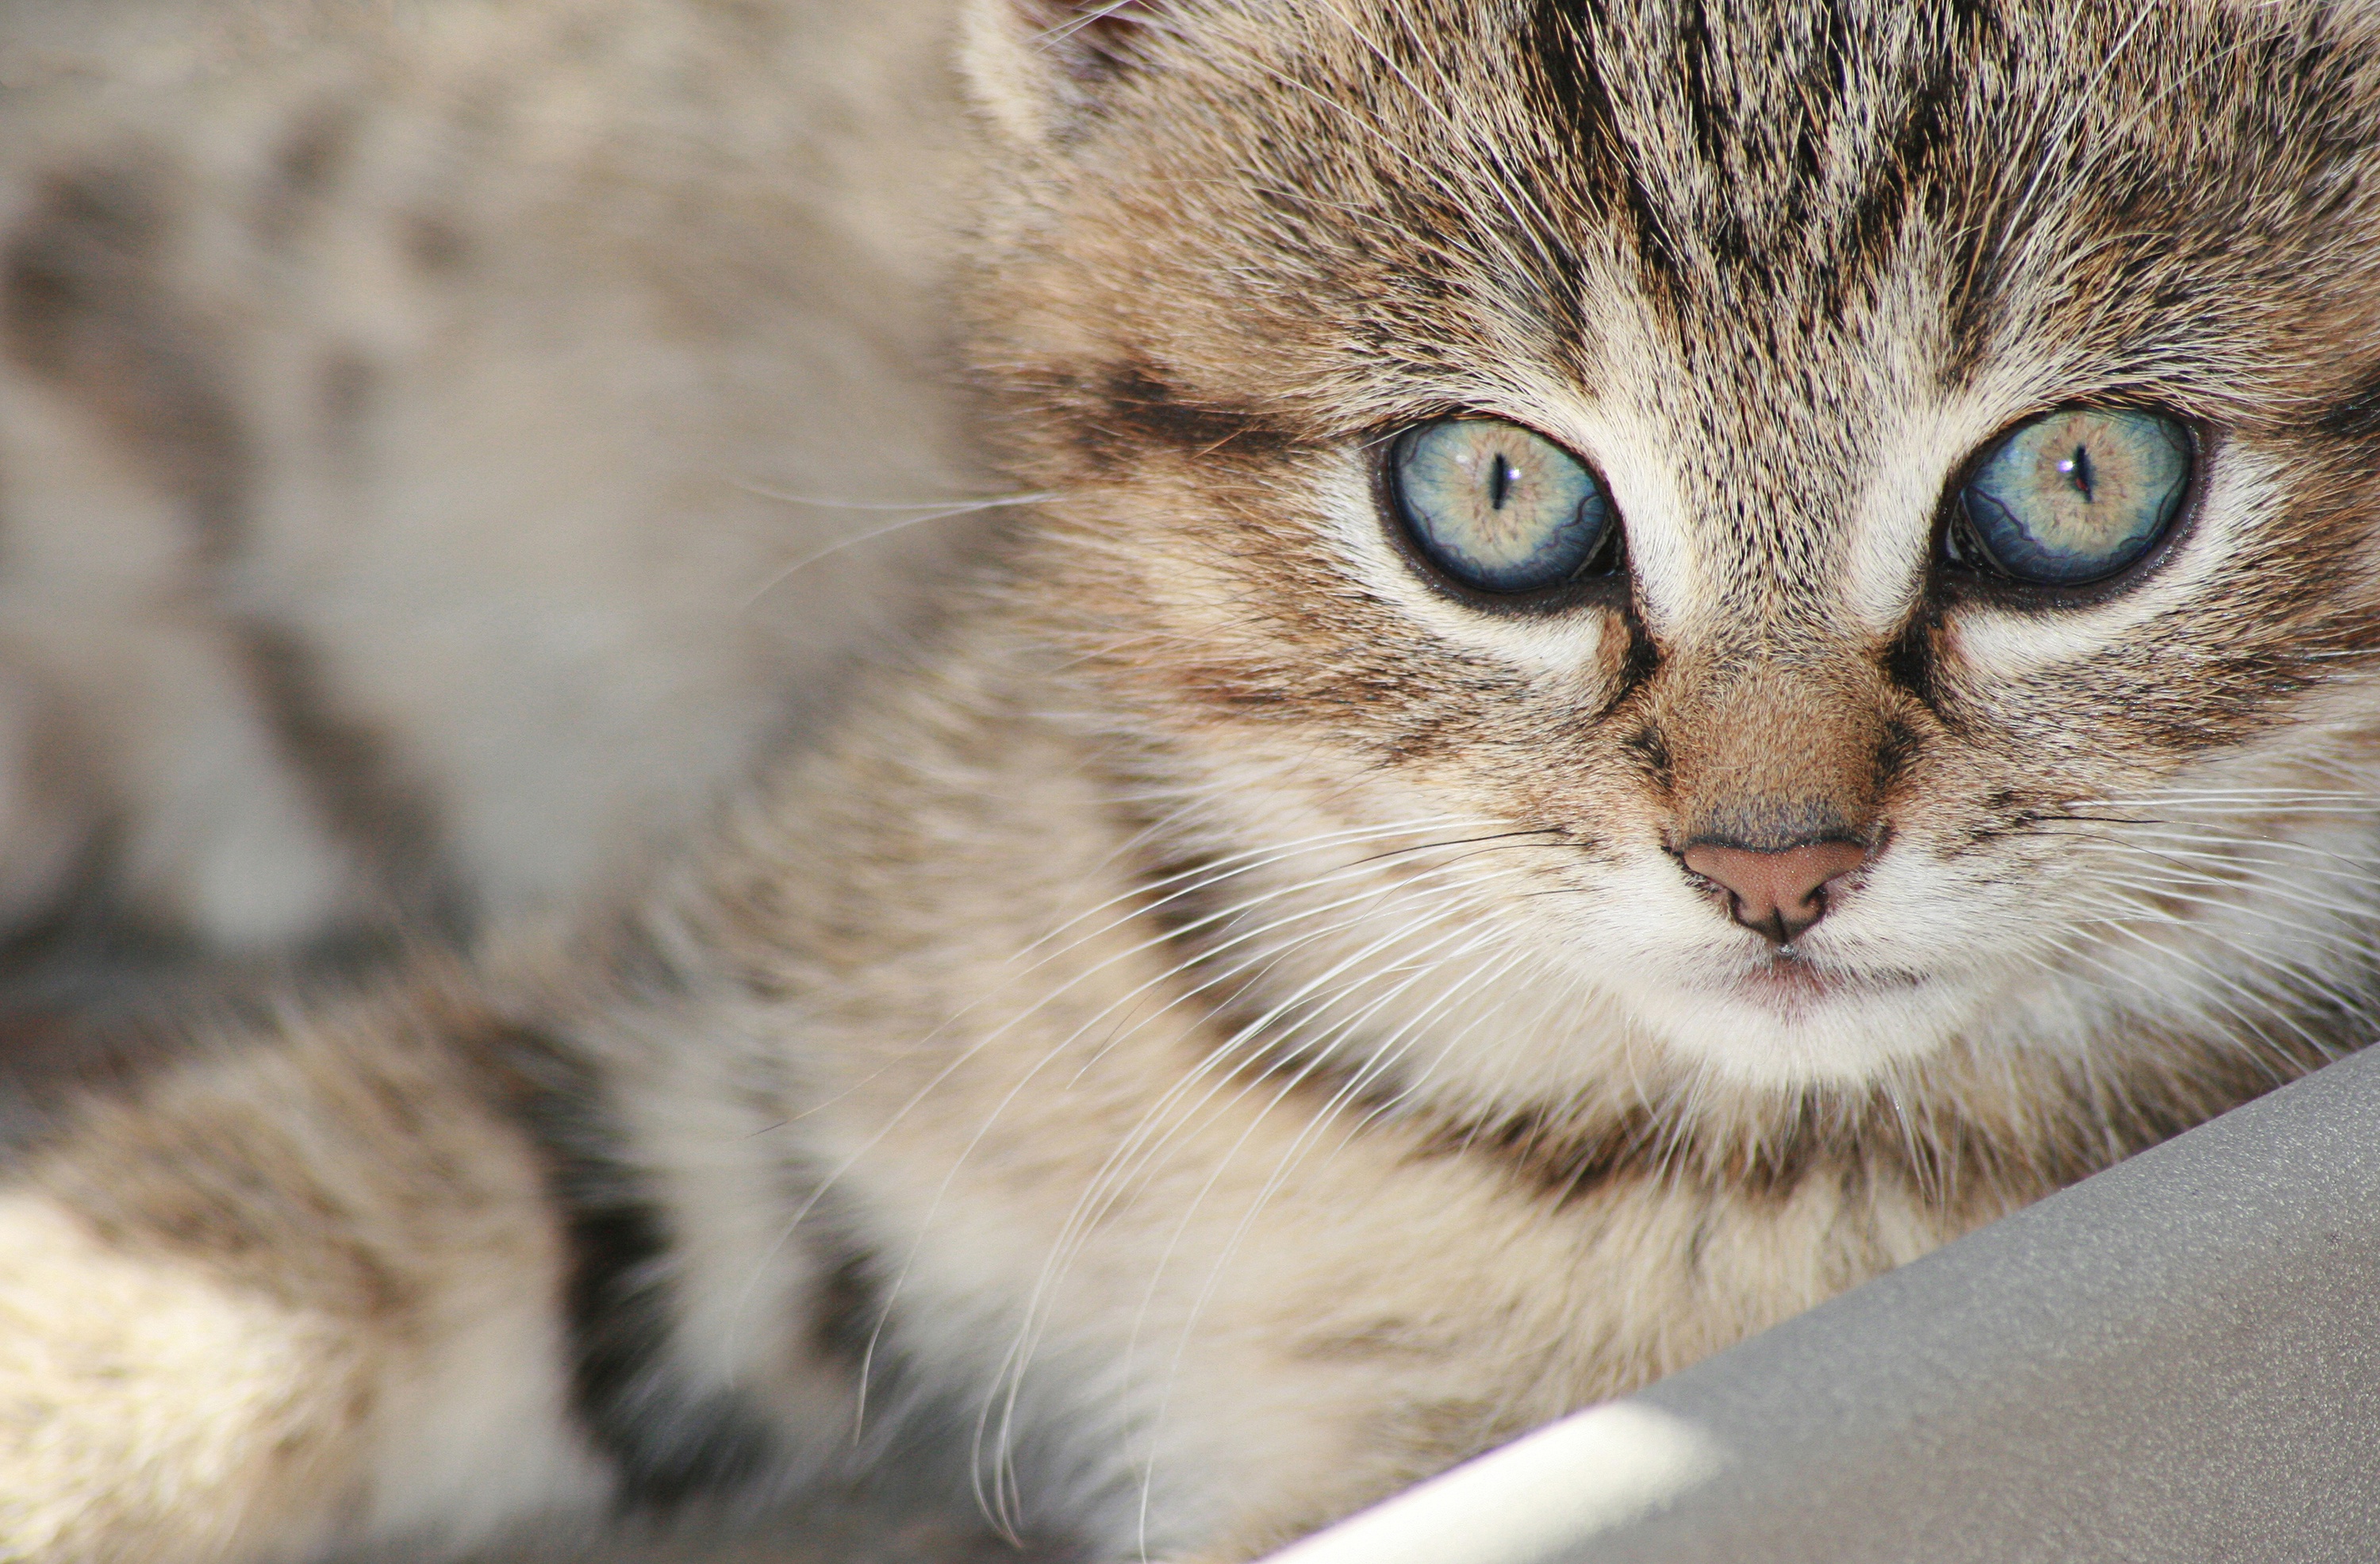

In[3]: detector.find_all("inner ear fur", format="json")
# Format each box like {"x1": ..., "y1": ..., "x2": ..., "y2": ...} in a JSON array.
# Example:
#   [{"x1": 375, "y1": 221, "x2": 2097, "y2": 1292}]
[{"x1": 958, "y1": 0, "x2": 1177, "y2": 142}]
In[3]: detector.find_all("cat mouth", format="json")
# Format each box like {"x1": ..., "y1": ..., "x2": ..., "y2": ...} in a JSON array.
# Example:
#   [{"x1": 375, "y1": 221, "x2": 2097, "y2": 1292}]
[{"x1": 1723, "y1": 950, "x2": 1925, "y2": 1008}]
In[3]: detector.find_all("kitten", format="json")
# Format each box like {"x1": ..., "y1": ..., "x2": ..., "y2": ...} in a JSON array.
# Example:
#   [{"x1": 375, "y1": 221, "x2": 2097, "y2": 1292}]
[
  {"x1": 7, "y1": 0, "x2": 2380, "y2": 1561},
  {"x1": 0, "y1": 0, "x2": 978, "y2": 1031}
]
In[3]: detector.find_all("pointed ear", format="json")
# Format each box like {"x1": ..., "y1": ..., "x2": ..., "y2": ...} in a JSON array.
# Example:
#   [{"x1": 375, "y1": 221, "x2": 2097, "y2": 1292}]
[{"x1": 958, "y1": 0, "x2": 1177, "y2": 144}]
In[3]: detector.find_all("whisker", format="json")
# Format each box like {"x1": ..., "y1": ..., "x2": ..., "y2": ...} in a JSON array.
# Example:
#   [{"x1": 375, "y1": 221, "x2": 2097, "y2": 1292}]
[
  {"x1": 735, "y1": 490, "x2": 1054, "y2": 610},
  {"x1": 977, "y1": 874, "x2": 1536, "y2": 1508}
]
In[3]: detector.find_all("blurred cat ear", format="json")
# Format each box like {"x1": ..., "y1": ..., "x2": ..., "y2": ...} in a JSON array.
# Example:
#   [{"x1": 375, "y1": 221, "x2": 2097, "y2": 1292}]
[{"x1": 959, "y1": 0, "x2": 1175, "y2": 144}]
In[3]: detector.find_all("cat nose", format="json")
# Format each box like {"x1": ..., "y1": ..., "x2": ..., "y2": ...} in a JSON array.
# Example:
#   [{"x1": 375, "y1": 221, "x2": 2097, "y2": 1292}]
[{"x1": 1679, "y1": 840, "x2": 1871, "y2": 946}]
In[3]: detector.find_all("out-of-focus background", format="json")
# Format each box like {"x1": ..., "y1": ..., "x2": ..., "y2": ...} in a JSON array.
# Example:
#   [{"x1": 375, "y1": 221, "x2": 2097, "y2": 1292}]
[
  {"x1": 0, "y1": 2, "x2": 1048, "y2": 1558},
  {"x1": 0, "y1": 0, "x2": 985, "y2": 1041}
]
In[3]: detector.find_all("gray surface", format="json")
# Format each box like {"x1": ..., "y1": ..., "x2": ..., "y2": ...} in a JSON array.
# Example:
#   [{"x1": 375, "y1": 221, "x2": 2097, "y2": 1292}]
[{"x1": 1272, "y1": 1047, "x2": 2380, "y2": 1564}]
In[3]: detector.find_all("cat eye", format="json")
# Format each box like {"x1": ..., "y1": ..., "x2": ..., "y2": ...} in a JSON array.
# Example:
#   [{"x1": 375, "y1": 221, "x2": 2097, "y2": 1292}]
[
  {"x1": 1388, "y1": 418, "x2": 1618, "y2": 596},
  {"x1": 1948, "y1": 409, "x2": 2194, "y2": 586}
]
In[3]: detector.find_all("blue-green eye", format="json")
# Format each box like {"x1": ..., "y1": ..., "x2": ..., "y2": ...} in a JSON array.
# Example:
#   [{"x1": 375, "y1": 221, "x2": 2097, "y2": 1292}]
[
  {"x1": 1390, "y1": 418, "x2": 1617, "y2": 595},
  {"x1": 1953, "y1": 409, "x2": 2193, "y2": 586}
]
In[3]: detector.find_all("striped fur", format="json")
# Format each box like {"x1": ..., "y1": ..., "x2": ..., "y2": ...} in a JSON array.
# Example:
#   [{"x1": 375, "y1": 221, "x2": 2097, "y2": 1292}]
[{"x1": 10, "y1": 1, "x2": 2380, "y2": 1562}]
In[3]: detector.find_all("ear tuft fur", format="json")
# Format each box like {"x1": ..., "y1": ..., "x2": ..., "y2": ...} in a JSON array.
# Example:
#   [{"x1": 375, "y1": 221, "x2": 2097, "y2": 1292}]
[
  {"x1": 1024, "y1": 0, "x2": 1169, "y2": 83},
  {"x1": 960, "y1": 0, "x2": 1179, "y2": 144}
]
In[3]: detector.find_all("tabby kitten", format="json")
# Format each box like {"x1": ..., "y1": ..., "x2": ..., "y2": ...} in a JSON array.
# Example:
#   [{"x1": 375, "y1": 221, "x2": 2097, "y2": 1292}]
[{"x1": 8, "y1": 1, "x2": 2380, "y2": 1562}]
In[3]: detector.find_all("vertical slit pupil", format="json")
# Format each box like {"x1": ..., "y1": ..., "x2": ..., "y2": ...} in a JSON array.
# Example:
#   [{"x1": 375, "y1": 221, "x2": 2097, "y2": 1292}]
[
  {"x1": 1489, "y1": 452, "x2": 1514, "y2": 509},
  {"x1": 2060, "y1": 443, "x2": 2094, "y2": 502}
]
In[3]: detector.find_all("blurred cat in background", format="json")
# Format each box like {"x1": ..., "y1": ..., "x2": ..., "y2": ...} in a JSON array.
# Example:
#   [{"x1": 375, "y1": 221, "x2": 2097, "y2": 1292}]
[{"x1": 0, "y1": 0, "x2": 980, "y2": 1036}]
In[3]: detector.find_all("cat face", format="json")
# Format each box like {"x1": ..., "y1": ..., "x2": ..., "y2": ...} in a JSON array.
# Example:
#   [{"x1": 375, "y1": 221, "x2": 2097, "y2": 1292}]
[{"x1": 963, "y1": 0, "x2": 2380, "y2": 1106}]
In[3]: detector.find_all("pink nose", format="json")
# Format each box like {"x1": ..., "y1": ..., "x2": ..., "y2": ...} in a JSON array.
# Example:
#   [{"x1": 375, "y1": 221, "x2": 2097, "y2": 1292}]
[{"x1": 1680, "y1": 840, "x2": 1871, "y2": 946}]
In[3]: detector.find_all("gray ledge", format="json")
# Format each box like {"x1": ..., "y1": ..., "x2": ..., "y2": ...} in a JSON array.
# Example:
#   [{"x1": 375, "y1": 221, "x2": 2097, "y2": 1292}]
[{"x1": 1265, "y1": 1045, "x2": 2380, "y2": 1564}]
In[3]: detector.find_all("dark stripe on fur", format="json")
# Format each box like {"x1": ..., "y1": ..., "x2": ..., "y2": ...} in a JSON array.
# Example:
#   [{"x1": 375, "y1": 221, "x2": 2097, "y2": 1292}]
[
  {"x1": 1103, "y1": 362, "x2": 1288, "y2": 453},
  {"x1": 1606, "y1": 591, "x2": 1662, "y2": 712},
  {"x1": 1882, "y1": 607, "x2": 1947, "y2": 724},
  {"x1": 2316, "y1": 368, "x2": 2380, "y2": 444},
  {"x1": 1345, "y1": 1080, "x2": 2033, "y2": 1216},
  {"x1": 2, "y1": 162, "x2": 251, "y2": 557},
  {"x1": 234, "y1": 625, "x2": 473, "y2": 943},
  {"x1": 252, "y1": 101, "x2": 362, "y2": 244},
  {"x1": 809, "y1": 1233, "x2": 889, "y2": 1369},
  {"x1": 485, "y1": 1022, "x2": 781, "y2": 1508},
  {"x1": 1328, "y1": 1030, "x2": 2336, "y2": 1220},
  {"x1": 1068, "y1": 359, "x2": 1293, "y2": 471},
  {"x1": 1527, "y1": 0, "x2": 1683, "y2": 294}
]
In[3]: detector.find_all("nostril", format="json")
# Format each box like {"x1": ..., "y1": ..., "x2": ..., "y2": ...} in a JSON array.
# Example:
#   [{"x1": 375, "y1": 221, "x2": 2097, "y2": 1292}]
[{"x1": 1679, "y1": 840, "x2": 1871, "y2": 945}]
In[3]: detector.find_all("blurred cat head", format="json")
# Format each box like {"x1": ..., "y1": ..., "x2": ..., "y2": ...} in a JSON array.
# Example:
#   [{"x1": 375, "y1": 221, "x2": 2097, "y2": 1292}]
[{"x1": 957, "y1": 0, "x2": 2380, "y2": 1139}]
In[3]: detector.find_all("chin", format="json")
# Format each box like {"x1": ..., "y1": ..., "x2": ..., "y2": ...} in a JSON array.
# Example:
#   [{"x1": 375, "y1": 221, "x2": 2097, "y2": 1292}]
[{"x1": 1615, "y1": 954, "x2": 1996, "y2": 1089}]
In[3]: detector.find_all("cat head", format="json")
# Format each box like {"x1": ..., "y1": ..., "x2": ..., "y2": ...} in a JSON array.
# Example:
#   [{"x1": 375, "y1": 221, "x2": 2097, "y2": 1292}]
[{"x1": 956, "y1": 0, "x2": 2380, "y2": 1135}]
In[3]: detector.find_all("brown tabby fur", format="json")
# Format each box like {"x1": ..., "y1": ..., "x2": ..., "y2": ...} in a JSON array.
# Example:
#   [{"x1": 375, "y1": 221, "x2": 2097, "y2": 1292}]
[{"x1": 7, "y1": 1, "x2": 2380, "y2": 1561}]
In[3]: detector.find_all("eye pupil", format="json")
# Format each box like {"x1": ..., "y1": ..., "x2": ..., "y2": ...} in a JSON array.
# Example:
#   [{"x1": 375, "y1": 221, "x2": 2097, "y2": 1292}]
[
  {"x1": 1951, "y1": 409, "x2": 2191, "y2": 587},
  {"x1": 1488, "y1": 453, "x2": 1514, "y2": 509},
  {"x1": 1389, "y1": 418, "x2": 1617, "y2": 598},
  {"x1": 2059, "y1": 444, "x2": 2094, "y2": 501}
]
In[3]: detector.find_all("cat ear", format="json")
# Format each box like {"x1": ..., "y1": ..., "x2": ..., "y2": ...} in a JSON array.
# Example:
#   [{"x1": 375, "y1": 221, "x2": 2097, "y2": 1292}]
[{"x1": 958, "y1": 0, "x2": 1177, "y2": 144}]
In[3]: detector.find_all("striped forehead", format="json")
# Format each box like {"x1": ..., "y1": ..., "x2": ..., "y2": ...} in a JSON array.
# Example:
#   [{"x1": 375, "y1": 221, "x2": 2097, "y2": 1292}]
[
  {"x1": 1578, "y1": 330, "x2": 1938, "y2": 649},
  {"x1": 1423, "y1": 0, "x2": 2380, "y2": 642}
]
